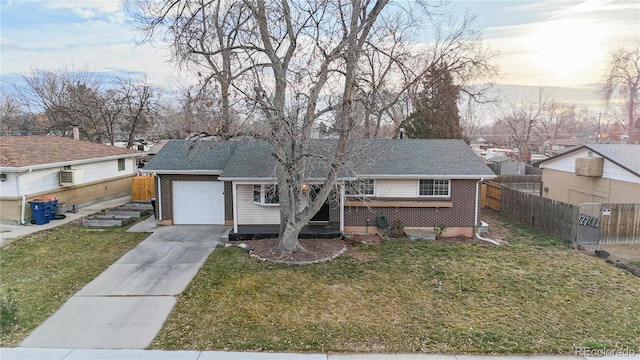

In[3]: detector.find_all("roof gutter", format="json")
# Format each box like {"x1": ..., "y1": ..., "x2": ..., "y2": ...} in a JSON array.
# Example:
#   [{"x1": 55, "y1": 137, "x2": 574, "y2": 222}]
[
  {"x1": 141, "y1": 170, "x2": 222, "y2": 175},
  {"x1": 356, "y1": 174, "x2": 498, "y2": 180}
]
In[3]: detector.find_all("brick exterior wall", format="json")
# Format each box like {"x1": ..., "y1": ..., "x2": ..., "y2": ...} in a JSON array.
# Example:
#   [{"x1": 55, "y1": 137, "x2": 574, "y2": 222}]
[
  {"x1": 224, "y1": 181, "x2": 234, "y2": 221},
  {"x1": 344, "y1": 179, "x2": 478, "y2": 228}
]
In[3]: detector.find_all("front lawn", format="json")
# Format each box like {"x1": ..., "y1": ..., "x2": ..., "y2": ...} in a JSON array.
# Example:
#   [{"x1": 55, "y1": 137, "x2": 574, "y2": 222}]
[
  {"x1": 0, "y1": 220, "x2": 149, "y2": 346},
  {"x1": 152, "y1": 211, "x2": 640, "y2": 354}
]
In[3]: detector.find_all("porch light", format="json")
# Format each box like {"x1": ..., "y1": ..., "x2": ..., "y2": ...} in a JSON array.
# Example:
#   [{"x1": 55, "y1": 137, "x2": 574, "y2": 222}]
[
  {"x1": 0, "y1": 174, "x2": 5, "y2": 182},
  {"x1": 301, "y1": 183, "x2": 310, "y2": 192}
]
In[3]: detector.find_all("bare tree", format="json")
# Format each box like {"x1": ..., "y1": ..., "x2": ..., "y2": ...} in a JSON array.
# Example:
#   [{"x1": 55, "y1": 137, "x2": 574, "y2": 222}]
[
  {"x1": 15, "y1": 66, "x2": 158, "y2": 146},
  {"x1": 603, "y1": 42, "x2": 640, "y2": 143},
  {"x1": 18, "y1": 67, "x2": 102, "y2": 138},
  {"x1": 354, "y1": 12, "x2": 500, "y2": 139},
  {"x1": 459, "y1": 94, "x2": 489, "y2": 140},
  {"x1": 113, "y1": 77, "x2": 157, "y2": 147},
  {"x1": 0, "y1": 92, "x2": 43, "y2": 135},
  {"x1": 535, "y1": 102, "x2": 576, "y2": 142},
  {"x1": 495, "y1": 87, "x2": 552, "y2": 158}
]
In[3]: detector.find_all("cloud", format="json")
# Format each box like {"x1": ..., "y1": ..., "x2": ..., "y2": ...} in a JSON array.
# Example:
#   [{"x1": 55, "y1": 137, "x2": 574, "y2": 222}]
[{"x1": 43, "y1": 0, "x2": 122, "y2": 19}]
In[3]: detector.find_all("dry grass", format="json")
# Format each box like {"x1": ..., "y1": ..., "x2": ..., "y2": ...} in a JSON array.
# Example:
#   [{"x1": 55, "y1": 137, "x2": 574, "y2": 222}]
[
  {"x1": 151, "y1": 211, "x2": 640, "y2": 354},
  {"x1": 0, "y1": 219, "x2": 149, "y2": 346}
]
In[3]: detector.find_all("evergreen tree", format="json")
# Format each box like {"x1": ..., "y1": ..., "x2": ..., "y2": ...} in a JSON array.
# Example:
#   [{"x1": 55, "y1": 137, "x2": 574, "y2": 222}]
[{"x1": 403, "y1": 63, "x2": 464, "y2": 139}]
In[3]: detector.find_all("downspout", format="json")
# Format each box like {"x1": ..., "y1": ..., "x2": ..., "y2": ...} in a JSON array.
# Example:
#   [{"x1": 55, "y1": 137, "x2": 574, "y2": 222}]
[
  {"x1": 474, "y1": 178, "x2": 483, "y2": 228},
  {"x1": 474, "y1": 177, "x2": 501, "y2": 246},
  {"x1": 16, "y1": 169, "x2": 33, "y2": 225},
  {"x1": 232, "y1": 183, "x2": 238, "y2": 233},
  {"x1": 339, "y1": 183, "x2": 345, "y2": 234},
  {"x1": 153, "y1": 173, "x2": 162, "y2": 221}
]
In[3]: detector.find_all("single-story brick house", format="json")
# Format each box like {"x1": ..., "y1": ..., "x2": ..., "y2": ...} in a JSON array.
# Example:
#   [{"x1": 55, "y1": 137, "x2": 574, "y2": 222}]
[
  {"x1": 0, "y1": 135, "x2": 141, "y2": 225},
  {"x1": 538, "y1": 143, "x2": 640, "y2": 205},
  {"x1": 142, "y1": 138, "x2": 496, "y2": 237}
]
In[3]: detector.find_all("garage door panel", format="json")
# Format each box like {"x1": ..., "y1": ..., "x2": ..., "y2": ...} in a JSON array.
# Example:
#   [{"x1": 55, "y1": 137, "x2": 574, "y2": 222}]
[{"x1": 173, "y1": 181, "x2": 224, "y2": 225}]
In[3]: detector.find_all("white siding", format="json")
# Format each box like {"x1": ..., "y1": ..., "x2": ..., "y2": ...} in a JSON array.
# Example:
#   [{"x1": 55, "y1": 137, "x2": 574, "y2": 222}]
[
  {"x1": 80, "y1": 159, "x2": 136, "y2": 183},
  {"x1": 541, "y1": 149, "x2": 639, "y2": 184},
  {"x1": 3, "y1": 158, "x2": 137, "y2": 197},
  {"x1": 236, "y1": 184, "x2": 280, "y2": 225},
  {"x1": 16, "y1": 168, "x2": 60, "y2": 195},
  {"x1": 374, "y1": 179, "x2": 418, "y2": 198},
  {"x1": 0, "y1": 173, "x2": 18, "y2": 197}
]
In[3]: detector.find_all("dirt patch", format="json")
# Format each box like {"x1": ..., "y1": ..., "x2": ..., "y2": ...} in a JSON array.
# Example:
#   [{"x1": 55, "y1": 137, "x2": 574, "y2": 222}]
[
  {"x1": 581, "y1": 243, "x2": 640, "y2": 277},
  {"x1": 594, "y1": 243, "x2": 640, "y2": 263},
  {"x1": 232, "y1": 238, "x2": 347, "y2": 264}
]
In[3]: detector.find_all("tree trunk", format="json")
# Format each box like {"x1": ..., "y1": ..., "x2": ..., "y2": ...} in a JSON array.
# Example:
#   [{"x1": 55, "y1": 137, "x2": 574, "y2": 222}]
[{"x1": 275, "y1": 220, "x2": 304, "y2": 256}]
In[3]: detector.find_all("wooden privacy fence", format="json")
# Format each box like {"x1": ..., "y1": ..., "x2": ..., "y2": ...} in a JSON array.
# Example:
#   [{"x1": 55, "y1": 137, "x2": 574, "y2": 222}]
[
  {"x1": 484, "y1": 181, "x2": 502, "y2": 212},
  {"x1": 500, "y1": 185, "x2": 579, "y2": 243},
  {"x1": 598, "y1": 203, "x2": 640, "y2": 244},
  {"x1": 131, "y1": 175, "x2": 155, "y2": 202},
  {"x1": 496, "y1": 184, "x2": 640, "y2": 244}
]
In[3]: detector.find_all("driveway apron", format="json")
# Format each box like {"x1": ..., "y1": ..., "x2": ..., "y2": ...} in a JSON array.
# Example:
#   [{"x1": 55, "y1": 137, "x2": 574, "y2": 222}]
[{"x1": 21, "y1": 224, "x2": 228, "y2": 349}]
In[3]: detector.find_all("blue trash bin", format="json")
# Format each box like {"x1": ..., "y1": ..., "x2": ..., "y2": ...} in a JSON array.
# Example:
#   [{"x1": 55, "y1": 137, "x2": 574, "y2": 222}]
[
  {"x1": 29, "y1": 201, "x2": 50, "y2": 225},
  {"x1": 34, "y1": 197, "x2": 57, "y2": 220}
]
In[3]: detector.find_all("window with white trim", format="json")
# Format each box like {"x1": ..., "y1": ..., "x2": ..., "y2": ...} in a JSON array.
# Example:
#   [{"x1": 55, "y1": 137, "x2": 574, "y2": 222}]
[
  {"x1": 253, "y1": 184, "x2": 279, "y2": 205},
  {"x1": 419, "y1": 179, "x2": 450, "y2": 197},
  {"x1": 117, "y1": 158, "x2": 125, "y2": 171},
  {"x1": 345, "y1": 179, "x2": 374, "y2": 196}
]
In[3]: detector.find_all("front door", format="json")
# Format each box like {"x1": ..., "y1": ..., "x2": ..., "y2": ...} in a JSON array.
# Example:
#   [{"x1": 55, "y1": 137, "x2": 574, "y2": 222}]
[{"x1": 310, "y1": 185, "x2": 330, "y2": 222}]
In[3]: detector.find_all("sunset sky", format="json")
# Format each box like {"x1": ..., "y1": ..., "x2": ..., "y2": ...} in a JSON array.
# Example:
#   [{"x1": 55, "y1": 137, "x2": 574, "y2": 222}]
[{"x1": 1, "y1": 0, "x2": 639, "y2": 112}]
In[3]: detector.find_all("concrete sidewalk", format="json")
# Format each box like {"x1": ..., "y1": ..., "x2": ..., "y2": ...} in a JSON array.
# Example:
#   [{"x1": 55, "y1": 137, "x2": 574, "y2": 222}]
[{"x1": 1, "y1": 348, "x2": 633, "y2": 360}]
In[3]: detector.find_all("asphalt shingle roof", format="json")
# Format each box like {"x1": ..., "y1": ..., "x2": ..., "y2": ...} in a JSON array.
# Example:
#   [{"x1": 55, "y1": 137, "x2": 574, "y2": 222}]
[
  {"x1": 144, "y1": 140, "x2": 238, "y2": 172},
  {"x1": 349, "y1": 139, "x2": 496, "y2": 177},
  {"x1": 0, "y1": 135, "x2": 140, "y2": 168},
  {"x1": 145, "y1": 138, "x2": 494, "y2": 179},
  {"x1": 585, "y1": 144, "x2": 640, "y2": 176}
]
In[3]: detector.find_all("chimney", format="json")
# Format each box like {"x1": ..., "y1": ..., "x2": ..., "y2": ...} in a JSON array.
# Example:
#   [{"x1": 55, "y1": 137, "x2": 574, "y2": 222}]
[{"x1": 72, "y1": 125, "x2": 79, "y2": 140}]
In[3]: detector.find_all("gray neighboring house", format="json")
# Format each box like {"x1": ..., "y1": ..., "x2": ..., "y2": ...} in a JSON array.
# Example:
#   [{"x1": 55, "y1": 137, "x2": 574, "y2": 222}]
[{"x1": 142, "y1": 138, "x2": 496, "y2": 237}]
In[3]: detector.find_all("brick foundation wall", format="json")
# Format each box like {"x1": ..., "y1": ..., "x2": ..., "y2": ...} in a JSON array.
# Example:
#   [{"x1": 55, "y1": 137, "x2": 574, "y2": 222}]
[{"x1": 344, "y1": 179, "x2": 478, "y2": 229}]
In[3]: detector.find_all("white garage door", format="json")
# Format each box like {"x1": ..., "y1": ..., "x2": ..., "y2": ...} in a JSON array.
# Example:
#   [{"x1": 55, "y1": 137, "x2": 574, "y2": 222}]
[{"x1": 173, "y1": 181, "x2": 224, "y2": 225}]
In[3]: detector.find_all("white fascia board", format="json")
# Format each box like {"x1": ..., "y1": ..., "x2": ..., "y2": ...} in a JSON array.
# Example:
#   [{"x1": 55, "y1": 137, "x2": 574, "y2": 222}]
[
  {"x1": 220, "y1": 176, "x2": 355, "y2": 183},
  {"x1": 143, "y1": 170, "x2": 222, "y2": 175},
  {"x1": 0, "y1": 153, "x2": 140, "y2": 173},
  {"x1": 356, "y1": 174, "x2": 497, "y2": 180},
  {"x1": 220, "y1": 177, "x2": 277, "y2": 183}
]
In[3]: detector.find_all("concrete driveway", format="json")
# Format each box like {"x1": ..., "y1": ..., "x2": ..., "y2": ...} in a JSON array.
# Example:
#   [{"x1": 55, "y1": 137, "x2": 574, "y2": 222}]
[{"x1": 20, "y1": 220, "x2": 229, "y2": 349}]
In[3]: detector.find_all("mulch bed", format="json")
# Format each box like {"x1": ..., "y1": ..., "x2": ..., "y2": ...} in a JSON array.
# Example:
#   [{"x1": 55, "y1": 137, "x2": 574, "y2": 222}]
[
  {"x1": 234, "y1": 238, "x2": 347, "y2": 263},
  {"x1": 232, "y1": 234, "x2": 490, "y2": 264}
]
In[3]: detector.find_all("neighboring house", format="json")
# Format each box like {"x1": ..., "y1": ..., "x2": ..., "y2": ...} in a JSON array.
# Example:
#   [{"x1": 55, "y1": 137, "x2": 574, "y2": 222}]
[
  {"x1": 142, "y1": 138, "x2": 496, "y2": 237},
  {"x1": 0, "y1": 135, "x2": 141, "y2": 225},
  {"x1": 538, "y1": 144, "x2": 640, "y2": 205},
  {"x1": 487, "y1": 156, "x2": 526, "y2": 175}
]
